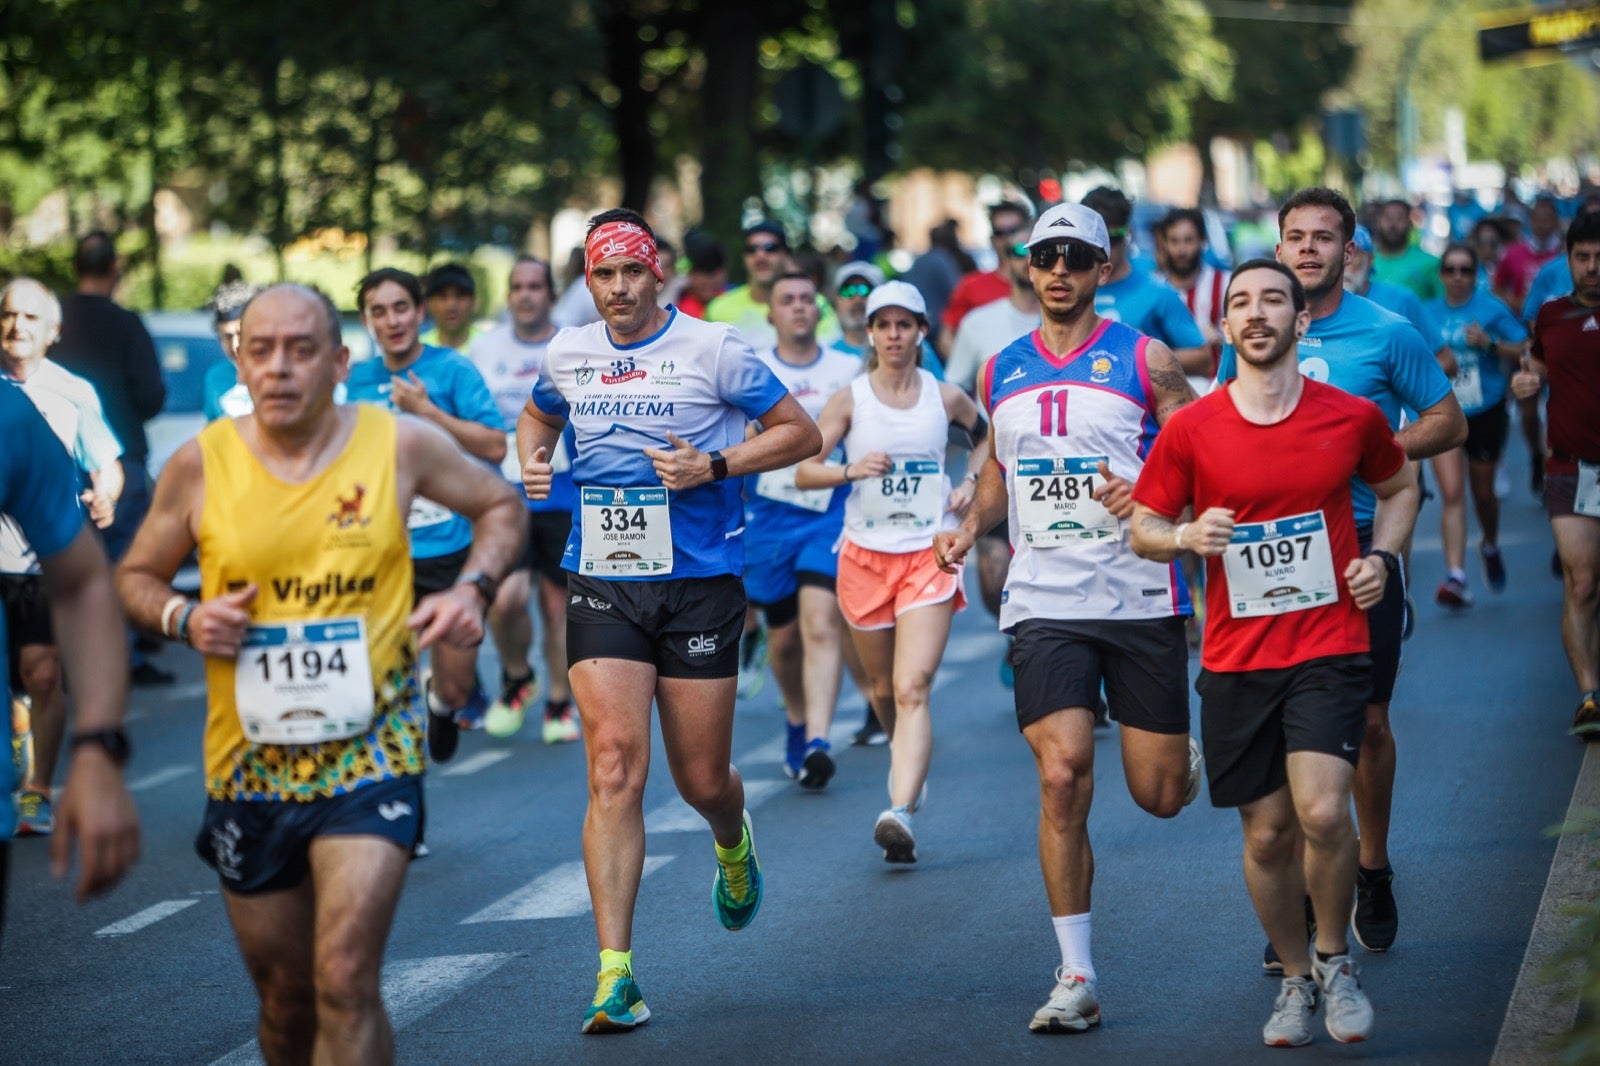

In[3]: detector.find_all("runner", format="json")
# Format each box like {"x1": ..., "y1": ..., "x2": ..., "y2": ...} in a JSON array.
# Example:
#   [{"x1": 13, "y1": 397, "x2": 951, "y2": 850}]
[
  {"x1": 938, "y1": 199, "x2": 1034, "y2": 353},
  {"x1": 517, "y1": 208, "x2": 820, "y2": 1033},
  {"x1": 1155, "y1": 206, "x2": 1230, "y2": 395},
  {"x1": 1497, "y1": 196, "x2": 1565, "y2": 496},
  {"x1": 420, "y1": 262, "x2": 486, "y2": 353},
  {"x1": 0, "y1": 375, "x2": 139, "y2": 944},
  {"x1": 115, "y1": 284, "x2": 524, "y2": 1063},
  {"x1": 795, "y1": 279, "x2": 985, "y2": 865},
  {"x1": 1, "y1": 279, "x2": 124, "y2": 837},
  {"x1": 347, "y1": 267, "x2": 507, "y2": 762},
  {"x1": 1132, "y1": 258, "x2": 1420, "y2": 1048},
  {"x1": 705, "y1": 219, "x2": 838, "y2": 349},
  {"x1": 1422, "y1": 244, "x2": 1528, "y2": 609},
  {"x1": 202, "y1": 280, "x2": 263, "y2": 421},
  {"x1": 744, "y1": 271, "x2": 866, "y2": 787},
  {"x1": 1370, "y1": 199, "x2": 1440, "y2": 301},
  {"x1": 1215, "y1": 187, "x2": 1463, "y2": 963},
  {"x1": 931, "y1": 203, "x2": 1203, "y2": 1033},
  {"x1": 466, "y1": 256, "x2": 581, "y2": 743},
  {"x1": 1510, "y1": 210, "x2": 1600, "y2": 736}
]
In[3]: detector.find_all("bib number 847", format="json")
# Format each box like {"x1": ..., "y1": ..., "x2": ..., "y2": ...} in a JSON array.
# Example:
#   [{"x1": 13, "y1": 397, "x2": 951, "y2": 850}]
[{"x1": 881, "y1": 475, "x2": 922, "y2": 497}]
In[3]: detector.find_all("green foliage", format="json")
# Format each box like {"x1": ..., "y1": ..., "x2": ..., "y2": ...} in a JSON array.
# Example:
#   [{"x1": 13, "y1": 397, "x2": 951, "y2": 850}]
[
  {"x1": 1193, "y1": 0, "x2": 1356, "y2": 143},
  {"x1": 1547, "y1": 806, "x2": 1600, "y2": 1064}
]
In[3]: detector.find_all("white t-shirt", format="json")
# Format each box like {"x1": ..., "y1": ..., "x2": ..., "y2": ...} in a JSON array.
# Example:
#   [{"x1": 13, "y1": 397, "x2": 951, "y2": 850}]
[{"x1": 946, "y1": 296, "x2": 1041, "y2": 395}]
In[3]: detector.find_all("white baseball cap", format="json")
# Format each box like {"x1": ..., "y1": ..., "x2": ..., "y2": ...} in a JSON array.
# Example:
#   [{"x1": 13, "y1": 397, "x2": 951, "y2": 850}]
[
  {"x1": 1024, "y1": 203, "x2": 1111, "y2": 259},
  {"x1": 865, "y1": 280, "x2": 927, "y2": 320},
  {"x1": 833, "y1": 260, "x2": 886, "y2": 290}
]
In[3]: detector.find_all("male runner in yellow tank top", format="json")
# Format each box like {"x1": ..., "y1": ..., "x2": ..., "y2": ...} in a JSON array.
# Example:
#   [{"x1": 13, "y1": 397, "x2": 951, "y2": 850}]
[{"x1": 116, "y1": 285, "x2": 524, "y2": 1065}]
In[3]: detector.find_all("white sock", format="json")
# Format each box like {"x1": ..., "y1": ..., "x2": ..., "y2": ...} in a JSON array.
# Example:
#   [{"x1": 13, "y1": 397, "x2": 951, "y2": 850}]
[{"x1": 1052, "y1": 913, "x2": 1095, "y2": 982}]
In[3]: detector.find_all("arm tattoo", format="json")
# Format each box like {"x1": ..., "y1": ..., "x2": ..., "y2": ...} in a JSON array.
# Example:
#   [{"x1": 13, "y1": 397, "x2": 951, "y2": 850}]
[{"x1": 1147, "y1": 355, "x2": 1198, "y2": 422}]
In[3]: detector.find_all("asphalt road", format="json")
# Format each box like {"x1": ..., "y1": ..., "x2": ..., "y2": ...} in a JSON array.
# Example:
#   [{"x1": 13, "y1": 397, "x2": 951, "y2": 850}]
[{"x1": 1, "y1": 448, "x2": 1588, "y2": 1065}]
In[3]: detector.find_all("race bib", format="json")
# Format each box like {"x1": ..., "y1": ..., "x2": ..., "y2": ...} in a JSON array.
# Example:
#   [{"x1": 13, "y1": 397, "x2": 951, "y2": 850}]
[
  {"x1": 1576, "y1": 461, "x2": 1600, "y2": 518},
  {"x1": 580, "y1": 486, "x2": 673, "y2": 575},
  {"x1": 407, "y1": 496, "x2": 452, "y2": 531},
  {"x1": 755, "y1": 464, "x2": 832, "y2": 513},
  {"x1": 1222, "y1": 511, "x2": 1339, "y2": 618},
  {"x1": 857, "y1": 460, "x2": 942, "y2": 530},
  {"x1": 235, "y1": 616, "x2": 375, "y2": 744},
  {"x1": 1014, "y1": 456, "x2": 1117, "y2": 546},
  {"x1": 1451, "y1": 352, "x2": 1483, "y2": 410},
  {"x1": 500, "y1": 432, "x2": 572, "y2": 481}
]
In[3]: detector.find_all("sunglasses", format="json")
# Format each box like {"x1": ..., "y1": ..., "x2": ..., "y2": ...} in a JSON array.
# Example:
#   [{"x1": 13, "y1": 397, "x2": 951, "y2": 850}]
[
  {"x1": 1027, "y1": 241, "x2": 1103, "y2": 272},
  {"x1": 993, "y1": 226, "x2": 1028, "y2": 241},
  {"x1": 745, "y1": 241, "x2": 782, "y2": 255},
  {"x1": 1440, "y1": 264, "x2": 1475, "y2": 276},
  {"x1": 838, "y1": 283, "x2": 873, "y2": 298}
]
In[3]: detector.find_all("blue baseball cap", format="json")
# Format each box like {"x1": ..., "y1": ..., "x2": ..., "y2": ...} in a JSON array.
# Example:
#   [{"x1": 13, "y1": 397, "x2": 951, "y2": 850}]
[{"x1": 1352, "y1": 224, "x2": 1373, "y2": 254}]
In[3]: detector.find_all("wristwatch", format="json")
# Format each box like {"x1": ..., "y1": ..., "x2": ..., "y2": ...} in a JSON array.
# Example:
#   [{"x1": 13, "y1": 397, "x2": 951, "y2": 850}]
[
  {"x1": 1364, "y1": 549, "x2": 1399, "y2": 580},
  {"x1": 456, "y1": 570, "x2": 499, "y2": 607},
  {"x1": 708, "y1": 450, "x2": 729, "y2": 482},
  {"x1": 71, "y1": 727, "x2": 132, "y2": 767}
]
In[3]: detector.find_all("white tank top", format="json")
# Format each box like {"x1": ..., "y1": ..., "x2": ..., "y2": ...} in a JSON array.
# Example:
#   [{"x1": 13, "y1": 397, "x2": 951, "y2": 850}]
[{"x1": 842, "y1": 368, "x2": 953, "y2": 553}]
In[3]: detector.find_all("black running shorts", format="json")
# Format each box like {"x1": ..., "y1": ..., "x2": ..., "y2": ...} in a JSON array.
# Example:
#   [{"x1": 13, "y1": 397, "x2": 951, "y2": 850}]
[
  {"x1": 566, "y1": 573, "x2": 745, "y2": 680},
  {"x1": 1009, "y1": 616, "x2": 1191, "y2": 735}
]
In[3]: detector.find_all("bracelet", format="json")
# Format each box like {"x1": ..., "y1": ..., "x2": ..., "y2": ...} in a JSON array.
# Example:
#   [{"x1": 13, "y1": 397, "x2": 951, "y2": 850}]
[
  {"x1": 175, "y1": 600, "x2": 199, "y2": 646},
  {"x1": 842, "y1": 462, "x2": 854, "y2": 484},
  {"x1": 1173, "y1": 522, "x2": 1190, "y2": 552},
  {"x1": 159, "y1": 594, "x2": 189, "y2": 639}
]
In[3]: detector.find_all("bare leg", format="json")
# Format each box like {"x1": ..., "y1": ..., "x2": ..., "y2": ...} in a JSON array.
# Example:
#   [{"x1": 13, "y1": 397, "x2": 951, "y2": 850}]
[
  {"x1": 1432, "y1": 448, "x2": 1468, "y2": 574},
  {"x1": 883, "y1": 603, "x2": 953, "y2": 808},
  {"x1": 1467, "y1": 458, "x2": 1501, "y2": 549},
  {"x1": 765, "y1": 616, "x2": 805, "y2": 729},
  {"x1": 487, "y1": 569, "x2": 534, "y2": 682},
  {"x1": 1023, "y1": 708, "x2": 1096, "y2": 914},
  {"x1": 223, "y1": 879, "x2": 317, "y2": 1066},
  {"x1": 538, "y1": 576, "x2": 572, "y2": 704},
  {"x1": 798, "y1": 587, "x2": 846, "y2": 742},
  {"x1": 1118, "y1": 725, "x2": 1190, "y2": 819},
  {"x1": 1238, "y1": 787, "x2": 1311, "y2": 978},
  {"x1": 1353, "y1": 700, "x2": 1394, "y2": 871},
  {"x1": 18, "y1": 645, "x2": 64, "y2": 795},
  {"x1": 1553, "y1": 515, "x2": 1600, "y2": 692},
  {"x1": 1286, "y1": 751, "x2": 1359, "y2": 958},
  {"x1": 656, "y1": 675, "x2": 745, "y2": 847}
]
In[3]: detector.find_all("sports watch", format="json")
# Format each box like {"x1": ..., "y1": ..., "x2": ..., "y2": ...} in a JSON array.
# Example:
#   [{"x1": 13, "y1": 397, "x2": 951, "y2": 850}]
[
  {"x1": 71, "y1": 727, "x2": 133, "y2": 767},
  {"x1": 457, "y1": 570, "x2": 499, "y2": 607},
  {"x1": 1364, "y1": 550, "x2": 1399, "y2": 579},
  {"x1": 708, "y1": 450, "x2": 729, "y2": 482}
]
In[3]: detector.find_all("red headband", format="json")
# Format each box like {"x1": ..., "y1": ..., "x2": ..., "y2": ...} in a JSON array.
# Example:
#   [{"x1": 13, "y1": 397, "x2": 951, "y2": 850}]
[{"x1": 585, "y1": 222, "x2": 663, "y2": 283}]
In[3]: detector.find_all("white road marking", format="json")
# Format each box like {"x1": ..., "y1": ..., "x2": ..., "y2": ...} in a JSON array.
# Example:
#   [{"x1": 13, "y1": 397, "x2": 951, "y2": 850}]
[
  {"x1": 645, "y1": 780, "x2": 785, "y2": 834},
  {"x1": 439, "y1": 750, "x2": 511, "y2": 777},
  {"x1": 127, "y1": 765, "x2": 194, "y2": 792},
  {"x1": 462, "y1": 856, "x2": 674, "y2": 924},
  {"x1": 94, "y1": 899, "x2": 199, "y2": 937},
  {"x1": 209, "y1": 952, "x2": 515, "y2": 1066}
]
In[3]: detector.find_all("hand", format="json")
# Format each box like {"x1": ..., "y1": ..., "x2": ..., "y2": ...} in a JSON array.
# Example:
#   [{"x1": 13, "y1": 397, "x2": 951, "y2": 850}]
[
  {"x1": 850, "y1": 451, "x2": 894, "y2": 480},
  {"x1": 80, "y1": 490, "x2": 115, "y2": 529},
  {"x1": 522, "y1": 446, "x2": 553, "y2": 501},
  {"x1": 1092, "y1": 460, "x2": 1135, "y2": 520},
  {"x1": 1510, "y1": 354, "x2": 1543, "y2": 400},
  {"x1": 643, "y1": 432, "x2": 713, "y2": 490},
  {"x1": 189, "y1": 584, "x2": 258, "y2": 657},
  {"x1": 51, "y1": 747, "x2": 141, "y2": 903},
  {"x1": 946, "y1": 477, "x2": 975, "y2": 519},
  {"x1": 1187, "y1": 507, "x2": 1236, "y2": 557},
  {"x1": 933, "y1": 528, "x2": 975, "y2": 573},
  {"x1": 408, "y1": 584, "x2": 486, "y2": 650},
  {"x1": 1464, "y1": 322, "x2": 1490, "y2": 349},
  {"x1": 390, "y1": 372, "x2": 434, "y2": 416},
  {"x1": 1344, "y1": 555, "x2": 1388, "y2": 609}
]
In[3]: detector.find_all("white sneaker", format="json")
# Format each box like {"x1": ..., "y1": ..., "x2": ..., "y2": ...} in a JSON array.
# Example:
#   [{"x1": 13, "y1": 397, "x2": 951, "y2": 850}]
[
  {"x1": 1184, "y1": 735, "x2": 1203, "y2": 806},
  {"x1": 1262, "y1": 975, "x2": 1319, "y2": 1047},
  {"x1": 1314, "y1": 954, "x2": 1373, "y2": 1043},
  {"x1": 1028, "y1": 967, "x2": 1101, "y2": 1033},
  {"x1": 873, "y1": 807, "x2": 917, "y2": 864}
]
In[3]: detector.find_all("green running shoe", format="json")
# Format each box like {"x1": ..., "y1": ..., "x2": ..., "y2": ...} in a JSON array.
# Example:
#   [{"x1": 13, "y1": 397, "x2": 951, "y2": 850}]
[
  {"x1": 713, "y1": 810, "x2": 763, "y2": 931},
  {"x1": 582, "y1": 968, "x2": 650, "y2": 1034}
]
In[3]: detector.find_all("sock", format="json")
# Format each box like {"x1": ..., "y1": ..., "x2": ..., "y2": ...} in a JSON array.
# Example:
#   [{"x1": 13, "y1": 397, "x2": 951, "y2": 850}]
[
  {"x1": 1447, "y1": 567, "x2": 1467, "y2": 584},
  {"x1": 599, "y1": 948, "x2": 632, "y2": 976},
  {"x1": 1052, "y1": 913, "x2": 1095, "y2": 982},
  {"x1": 1358, "y1": 863, "x2": 1392, "y2": 881},
  {"x1": 1482, "y1": 543, "x2": 1501, "y2": 557},
  {"x1": 426, "y1": 683, "x2": 451, "y2": 716},
  {"x1": 1315, "y1": 948, "x2": 1342, "y2": 964},
  {"x1": 502, "y1": 667, "x2": 534, "y2": 688},
  {"x1": 806, "y1": 736, "x2": 831, "y2": 753},
  {"x1": 715, "y1": 824, "x2": 750, "y2": 863}
]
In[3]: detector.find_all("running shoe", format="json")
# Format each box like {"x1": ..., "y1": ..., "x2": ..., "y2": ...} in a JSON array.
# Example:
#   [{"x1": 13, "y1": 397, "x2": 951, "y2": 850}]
[
  {"x1": 735, "y1": 619, "x2": 768, "y2": 700},
  {"x1": 454, "y1": 681, "x2": 490, "y2": 730},
  {"x1": 852, "y1": 705, "x2": 887, "y2": 746},
  {"x1": 424, "y1": 674, "x2": 459, "y2": 764},
  {"x1": 797, "y1": 739, "x2": 835, "y2": 790},
  {"x1": 542, "y1": 699, "x2": 581, "y2": 745},
  {"x1": 1351, "y1": 864, "x2": 1397, "y2": 952},
  {"x1": 582, "y1": 968, "x2": 650, "y2": 1034},
  {"x1": 1183, "y1": 736, "x2": 1204, "y2": 807},
  {"x1": 1481, "y1": 544, "x2": 1507, "y2": 593},
  {"x1": 784, "y1": 721, "x2": 806, "y2": 779},
  {"x1": 1435, "y1": 576, "x2": 1473, "y2": 610},
  {"x1": 874, "y1": 806, "x2": 917, "y2": 864},
  {"x1": 1571, "y1": 694, "x2": 1600, "y2": 740},
  {"x1": 1263, "y1": 896, "x2": 1317, "y2": 976},
  {"x1": 16, "y1": 789, "x2": 53, "y2": 836},
  {"x1": 1313, "y1": 954, "x2": 1373, "y2": 1043},
  {"x1": 1262, "y1": 975, "x2": 1319, "y2": 1047},
  {"x1": 712, "y1": 810, "x2": 763, "y2": 931},
  {"x1": 485, "y1": 670, "x2": 538, "y2": 738},
  {"x1": 130, "y1": 660, "x2": 176, "y2": 687},
  {"x1": 1028, "y1": 967, "x2": 1101, "y2": 1033}
]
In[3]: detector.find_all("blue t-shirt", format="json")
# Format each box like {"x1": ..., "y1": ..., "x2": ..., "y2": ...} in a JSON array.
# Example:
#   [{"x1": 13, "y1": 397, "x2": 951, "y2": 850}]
[
  {"x1": 1366, "y1": 280, "x2": 1431, "y2": 342},
  {"x1": 1095, "y1": 271, "x2": 1205, "y2": 351},
  {"x1": 1422, "y1": 291, "x2": 1527, "y2": 416},
  {"x1": 1218, "y1": 292, "x2": 1451, "y2": 524},
  {"x1": 345, "y1": 344, "x2": 505, "y2": 559},
  {"x1": 1522, "y1": 256, "x2": 1573, "y2": 324},
  {"x1": 532, "y1": 308, "x2": 790, "y2": 580},
  {"x1": 0, "y1": 384, "x2": 86, "y2": 838}
]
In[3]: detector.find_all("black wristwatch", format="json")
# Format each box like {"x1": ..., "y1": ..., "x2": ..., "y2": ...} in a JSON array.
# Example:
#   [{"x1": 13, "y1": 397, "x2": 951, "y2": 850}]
[
  {"x1": 456, "y1": 570, "x2": 498, "y2": 607},
  {"x1": 708, "y1": 450, "x2": 729, "y2": 482},
  {"x1": 1364, "y1": 550, "x2": 1399, "y2": 580},
  {"x1": 71, "y1": 727, "x2": 132, "y2": 767}
]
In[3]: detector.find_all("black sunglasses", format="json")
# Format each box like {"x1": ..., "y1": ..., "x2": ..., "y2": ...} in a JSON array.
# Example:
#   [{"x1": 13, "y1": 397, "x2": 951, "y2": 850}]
[
  {"x1": 745, "y1": 241, "x2": 783, "y2": 254},
  {"x1": 1027, "y1": 241, "x2": 1103, "y2": 272},
  {"x1": 1440, "y1": 264, "x2": 1474, "y2": 276}
]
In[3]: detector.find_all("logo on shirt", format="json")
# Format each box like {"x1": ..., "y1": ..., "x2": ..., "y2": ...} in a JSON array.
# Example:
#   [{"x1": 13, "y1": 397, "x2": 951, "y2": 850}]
[
  {"x1": 602, "y1": 356, "x2": 648, "y2": 385},
  {"x1": 328, "y1": 485, "x2": 371, "y2": 528},
  {"x1": 1002, "y1": 366, "x2": 1026, "y2": 385},
  {"x1": 1300, "y1": 336, "x2": 1322, "y2": 348},
  {"x1": 1298, "y1": 357, "x2": 1330, "y2": 383},
  {"x1": 1089, "y1": 354, "x2": 1113, "y2": 383},
  {"x1": 1584, "y1": 316, "x2": 1598, "y2": 332},
  {"x1": 575, "y1": 361, "x2": 596, "y2": 387}
]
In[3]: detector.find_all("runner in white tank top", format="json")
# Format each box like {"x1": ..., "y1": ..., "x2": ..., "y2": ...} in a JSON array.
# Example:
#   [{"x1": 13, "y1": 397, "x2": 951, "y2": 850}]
[{"x1": 796, "y1": 281, "x2": 987, "y2": 865}]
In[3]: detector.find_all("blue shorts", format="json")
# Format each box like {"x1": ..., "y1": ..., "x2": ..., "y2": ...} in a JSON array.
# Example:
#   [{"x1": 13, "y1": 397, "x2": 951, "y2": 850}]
[
  {"x1": 743, "y1": 523, "x2": 841, "y2": 607},
  {"x1": 195, "y1": 775, "x2": 424, "y2": 895}
]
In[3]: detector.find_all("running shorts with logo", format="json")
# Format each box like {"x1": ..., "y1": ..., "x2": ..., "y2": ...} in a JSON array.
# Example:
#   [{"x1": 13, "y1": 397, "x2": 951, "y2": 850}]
[{"x1": 566, "y1": 573, "x2": 745, "y2": 679}]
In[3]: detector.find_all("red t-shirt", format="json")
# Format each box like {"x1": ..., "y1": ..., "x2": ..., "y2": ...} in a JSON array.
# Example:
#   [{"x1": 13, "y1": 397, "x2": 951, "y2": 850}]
[
  {"x1": 1532, "y1": 295, "x2": 1600, "y2": 469},
  {"x1": 1133, "y1": 379, "x2": 1406, "y2": 673},
  {"x1": 942, "y1": 270, "x2": 1010, "y2": 334},
  {"x1": 1494, "y1": 241, "x2": 1561, "y2": 308}
]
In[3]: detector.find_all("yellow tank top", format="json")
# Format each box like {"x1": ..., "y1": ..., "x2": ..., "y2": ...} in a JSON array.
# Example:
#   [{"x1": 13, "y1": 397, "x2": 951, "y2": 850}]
[{"x1": 197, "y1": 405, "x2": 424, "y2": 801}]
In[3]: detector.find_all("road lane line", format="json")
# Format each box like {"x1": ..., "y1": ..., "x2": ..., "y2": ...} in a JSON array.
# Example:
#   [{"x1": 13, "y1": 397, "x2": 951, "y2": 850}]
[
  {"x1": 645, "y1": 781, "x2": 784, "y2": 834},
  {"x1": 1492, "y1": 742, "x2": 1600, "y2": 1064},
  {"x1": 462, "y1": 856, "x2": 673, "y2": 923},
  {"x1": 94, "y1": 899, "x2": 199, "y2": 937},
  {"x1": 439, "y1": 750, "x2": 511, "y2": 777},
  {"x1": 127, "y1": 765, "x2": 195, "y2": 792},
  {"x1": 208, "y1": 952, "x2": 515, "y2": 1066}
]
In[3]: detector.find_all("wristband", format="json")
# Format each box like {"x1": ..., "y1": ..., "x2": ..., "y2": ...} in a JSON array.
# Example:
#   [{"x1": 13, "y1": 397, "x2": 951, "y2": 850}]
[
  {"x1": 176, "y1": 599, "x2": 199, "y2": 646},
  {"x1": 842, "y1": 463, "x2": 853, "y2": 484},
  {"x1": 1173, "y1": 523, "x2": 1190, "y2": 552},
  {"x1": 1365, "y1": 549, "x2": 1399, "y2": 579},
  {"x1": 160, "y1": 594, "x2": 189, "y2": 639}
]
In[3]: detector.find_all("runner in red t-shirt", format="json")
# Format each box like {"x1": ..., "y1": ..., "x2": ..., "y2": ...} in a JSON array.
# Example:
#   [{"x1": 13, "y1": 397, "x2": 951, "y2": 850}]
[
  {"x1": 1132, "y1": 259, "x2": 1418, "y2": 1050},
  {"x1": 1511, "y1": 210, "x2": 1600, "y2": 736},
  {"x1": 936, "y1": 200, "x2": 1032, "y2": 356}
]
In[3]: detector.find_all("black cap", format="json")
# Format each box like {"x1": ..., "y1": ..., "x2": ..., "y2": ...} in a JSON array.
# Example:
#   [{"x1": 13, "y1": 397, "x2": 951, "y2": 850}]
[
  {"x1": 684, "y1": 232, "x2": 727, "y2": 272},
  {"x1": 424, "y1": 263, "x2": 476, "y2": 297},
  {"x1": 741, "y1": 219, "x2": 787, "y2": 247}
]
